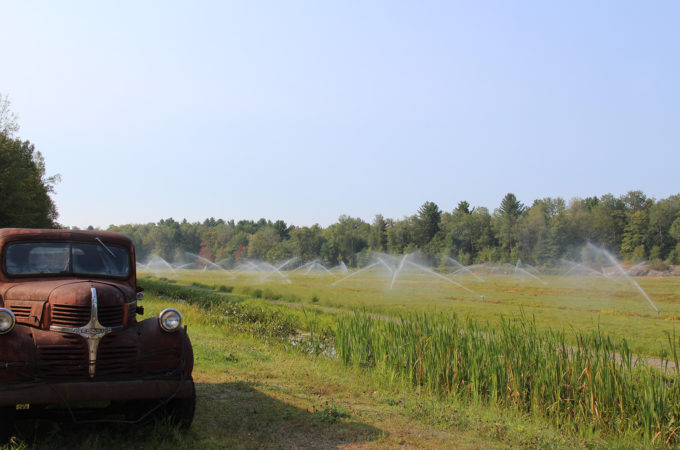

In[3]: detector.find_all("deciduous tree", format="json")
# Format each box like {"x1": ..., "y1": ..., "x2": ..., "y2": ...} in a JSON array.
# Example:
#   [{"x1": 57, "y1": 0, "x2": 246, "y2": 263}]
[{"x1": 0, "y1": 135, "x2": 59, "y2": 228}]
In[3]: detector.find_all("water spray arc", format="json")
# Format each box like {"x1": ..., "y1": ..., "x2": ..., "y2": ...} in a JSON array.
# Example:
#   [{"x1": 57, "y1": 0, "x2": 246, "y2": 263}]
[
  {"x1": 446, "y1": 257, "x2": 485, "y2": 282},
  {"x1": 514, "y1": 259, "x2": 547, "y2": 285},
  {"x1": 330, "y1": 252, "x2": 482, "y2": 297},
  {"x1": 389, "y1": 255, "x2": 409, "y2": 290},
  {"x1": 331, "y1": 262, "x2": 381, "y2": 286},
  {"x1": 586, "y1": 243, "x2": 659, "y2": 313}
]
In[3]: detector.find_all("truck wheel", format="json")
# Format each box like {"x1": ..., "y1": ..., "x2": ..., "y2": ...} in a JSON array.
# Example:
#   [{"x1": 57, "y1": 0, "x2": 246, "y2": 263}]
[
  {"x1": 166, "y1": 383, "x2": 196, "y2": 429},
  {"x1": 0, "y1": 406, "x2": 15, "y2": 444}
]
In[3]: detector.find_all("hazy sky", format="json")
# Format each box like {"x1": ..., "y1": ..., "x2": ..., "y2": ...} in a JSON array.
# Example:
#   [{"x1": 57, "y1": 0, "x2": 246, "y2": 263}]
[{"x1": 2, "y1": 1, "x2": 678, "y2": 228}]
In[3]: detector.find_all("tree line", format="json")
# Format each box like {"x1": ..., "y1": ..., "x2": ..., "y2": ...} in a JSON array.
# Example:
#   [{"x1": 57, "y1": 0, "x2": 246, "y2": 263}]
[{"x1": 107, "y1": 191, "x2": 680, "y2": 268}]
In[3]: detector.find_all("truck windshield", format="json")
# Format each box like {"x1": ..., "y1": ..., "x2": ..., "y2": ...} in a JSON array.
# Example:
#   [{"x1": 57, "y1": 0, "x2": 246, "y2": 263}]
[{"x1": 4, "y1": 242, "x2": 130, "y2": 278}]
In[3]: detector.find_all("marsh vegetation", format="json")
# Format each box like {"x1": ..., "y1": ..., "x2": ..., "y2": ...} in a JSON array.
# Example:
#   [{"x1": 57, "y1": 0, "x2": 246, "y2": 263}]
[{"x1": 132, "y1": 264, "x2": 680, "y2": 446}]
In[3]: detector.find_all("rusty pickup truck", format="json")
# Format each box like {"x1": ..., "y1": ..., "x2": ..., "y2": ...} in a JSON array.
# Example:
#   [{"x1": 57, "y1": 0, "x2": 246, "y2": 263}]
[{"x1": 0, "y1": 228, "x2": 195, "y2": 441}]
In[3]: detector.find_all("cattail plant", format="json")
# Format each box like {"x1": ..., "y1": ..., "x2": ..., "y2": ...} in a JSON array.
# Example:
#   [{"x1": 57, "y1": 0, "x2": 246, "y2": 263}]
[{"x1": 335, "y1": 311, "x2": 680, "y2": 443}]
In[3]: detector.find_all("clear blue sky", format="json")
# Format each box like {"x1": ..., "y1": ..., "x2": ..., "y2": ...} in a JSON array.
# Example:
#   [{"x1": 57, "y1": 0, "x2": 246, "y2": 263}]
[{"x1": 2, "y1": 1, "x2": 678, "y2": 228}]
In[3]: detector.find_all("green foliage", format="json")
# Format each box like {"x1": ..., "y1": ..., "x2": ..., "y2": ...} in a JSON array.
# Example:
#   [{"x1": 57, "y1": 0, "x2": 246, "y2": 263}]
[
  {"x1": 290, "y1": 224, "x2": 325, "y2": 262},
  {"x1": 368, "y1": 214, "x2": 388, "y2": 251},
  {"x1": 621, "y1": 210, "x2": 650, "y2": 259},
  {"x1": 386, "y1": 216, "x2": 416, "y2": 254},
  {"x1": 311, "y1": 403, "x2": 350, "y2": 424},
  {"x1": 647, "y1": 195, "x2": 680, "y2": 259},
  {"x1": 216, "y1": 284, "x2": 233, "y2": 293},
  {"x1": 0, "y1": 97, "x2": 60, "y2": 228},
  {"x1": 322, "y1": 215, "x2": 370, "y2": 265},
  {"x1": 671, "y1": 217, "x2": 680, "y2": 242},
  {"x1": 494, "y1": 193, "x2": 526, "y2": 259},
  {"x1": 248, "y1": 226, "x2": 281, "y2": 260},
  {"x1": 416, "y1": 201, "x2": 442, "y2": 247}
]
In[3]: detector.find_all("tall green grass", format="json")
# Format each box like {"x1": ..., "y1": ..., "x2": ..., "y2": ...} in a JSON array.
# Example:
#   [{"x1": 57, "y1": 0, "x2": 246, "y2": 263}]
[{"x1": 335, "y1": 312, "x2": 680, "y2": 444}]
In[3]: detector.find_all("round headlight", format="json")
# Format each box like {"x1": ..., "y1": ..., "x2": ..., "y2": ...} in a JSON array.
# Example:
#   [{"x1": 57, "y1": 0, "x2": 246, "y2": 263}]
[
  {"x1": 0, "y1": 308, "x2": 16, "y2": 334},
  {"x1": 158, "y1": 308, "x2": 182, "y2": 332}
]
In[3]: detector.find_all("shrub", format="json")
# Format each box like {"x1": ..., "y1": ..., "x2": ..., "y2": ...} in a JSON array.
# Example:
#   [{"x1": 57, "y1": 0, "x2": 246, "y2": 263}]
[{"x1": 216, "y1": 285, "x2": 233, "y2": 293}]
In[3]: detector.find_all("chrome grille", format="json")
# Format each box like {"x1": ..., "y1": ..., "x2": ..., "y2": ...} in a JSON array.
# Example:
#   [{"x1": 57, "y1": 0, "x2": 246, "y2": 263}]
[{"x1": 51, "y1": 304, "x2": 89, "y2": 327}]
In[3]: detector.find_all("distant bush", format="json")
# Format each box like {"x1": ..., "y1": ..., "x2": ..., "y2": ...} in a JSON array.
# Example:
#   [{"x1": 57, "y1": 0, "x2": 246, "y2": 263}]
[
  {"x1": 283, "y1": 294, "x2": 301, "y2": 303},
  {"x1": 216, "y1": 284, "x2": 233, "y2": 293},
  {"x1": 262, "y1": 288, "x2": 281, "y2": 300},
  {"x1": 649, "y1": 261, "x2": 670, "y2": 271}
]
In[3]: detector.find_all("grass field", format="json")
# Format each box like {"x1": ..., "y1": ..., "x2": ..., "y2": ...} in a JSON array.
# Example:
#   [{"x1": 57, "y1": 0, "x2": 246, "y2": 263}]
[
  {"x1": 148, "y1": 267, "x2": 680, "y2": 358},
  {"x1": 132, "y1": 269, "x2": 680, "y2": 445}
]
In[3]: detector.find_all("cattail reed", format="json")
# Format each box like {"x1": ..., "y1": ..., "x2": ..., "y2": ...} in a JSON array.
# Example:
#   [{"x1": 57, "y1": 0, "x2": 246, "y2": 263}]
[{"x1": 335, "y1": 312, "x2": 680, "y2": 443}]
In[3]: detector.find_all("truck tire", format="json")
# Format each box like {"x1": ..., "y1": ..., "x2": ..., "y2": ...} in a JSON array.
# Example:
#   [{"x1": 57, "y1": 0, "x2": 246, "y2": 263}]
[
  {"x1": 126, "y1": 384, "x2": 195, "y2": 429},
  {"x1": 0, "y1": 406, "x2": 15, "y2": 444},
  {"x1": 165, "y1": 383, "x2": 196, "y2": 429}
]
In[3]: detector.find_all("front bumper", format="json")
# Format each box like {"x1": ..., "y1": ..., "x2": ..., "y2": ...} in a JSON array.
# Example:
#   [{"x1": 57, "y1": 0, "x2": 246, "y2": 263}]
[{"x1": 0, "y1": 377, "x2": 194, "y2": 406}]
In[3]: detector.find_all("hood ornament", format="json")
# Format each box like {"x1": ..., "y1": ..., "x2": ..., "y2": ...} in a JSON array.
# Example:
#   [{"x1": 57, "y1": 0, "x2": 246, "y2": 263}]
[{"x1": 50, "y1": 287, "x2": 122, "y2": 377}]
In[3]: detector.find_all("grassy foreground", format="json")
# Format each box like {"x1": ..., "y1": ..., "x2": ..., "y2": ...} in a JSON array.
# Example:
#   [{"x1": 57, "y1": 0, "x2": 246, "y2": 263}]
[{"x1": 3, "y1": 288, "x2": 635, "y2": 449}]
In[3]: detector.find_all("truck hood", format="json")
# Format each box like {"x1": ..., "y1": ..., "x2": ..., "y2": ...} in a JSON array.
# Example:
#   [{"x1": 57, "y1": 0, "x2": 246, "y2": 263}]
[
  {"x1": 2, "y1": 279, "x2": 135, "y2": 329},
  {"x1": 2, "y1": 279, "x2": 134, "y2": 303}
]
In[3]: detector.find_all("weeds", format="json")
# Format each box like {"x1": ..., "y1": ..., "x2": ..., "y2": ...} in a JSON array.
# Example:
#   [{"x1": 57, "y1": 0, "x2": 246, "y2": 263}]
[
  {"x1": 335, "y1": 311, "x2": 680, "y2": 444},
  {"x1": 312, "y1": 403, "x2": 350, "y2": 424}
]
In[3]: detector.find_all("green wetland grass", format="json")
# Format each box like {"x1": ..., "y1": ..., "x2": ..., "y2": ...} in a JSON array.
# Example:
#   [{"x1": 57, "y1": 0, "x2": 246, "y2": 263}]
[
  {"x1": 336, "y1": 312, "x2": 680, "y2": 444},
  {"x1": 144, "y1": 268, "x2": 680, "y2": 358},
  {"x1": 135, "y1": 271, "x2": 680, "y2": 445}
]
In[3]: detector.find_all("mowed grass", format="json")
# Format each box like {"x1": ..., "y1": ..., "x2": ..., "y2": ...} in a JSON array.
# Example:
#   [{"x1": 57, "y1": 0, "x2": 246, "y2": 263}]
[
  {"x1": 5, "y1": 295, "x2": 611, "y2": 449},
  {"x1": 144, "y1": 268, "x2": 680, "y2": 358}
]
